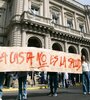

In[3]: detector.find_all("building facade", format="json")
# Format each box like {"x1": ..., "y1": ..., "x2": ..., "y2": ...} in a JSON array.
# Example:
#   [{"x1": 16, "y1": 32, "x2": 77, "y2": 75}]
[{"x1": 0, "y1": 0, "x2": 90, "y2": 60}]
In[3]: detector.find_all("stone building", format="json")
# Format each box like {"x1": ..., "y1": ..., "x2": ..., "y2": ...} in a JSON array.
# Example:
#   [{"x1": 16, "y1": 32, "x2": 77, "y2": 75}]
[
  {"x1": 0, "y1": 0, "x2": 90, "y2": 81},
  {"x1": 0, "y1": 0, "x2": 90, "y2": 59}
]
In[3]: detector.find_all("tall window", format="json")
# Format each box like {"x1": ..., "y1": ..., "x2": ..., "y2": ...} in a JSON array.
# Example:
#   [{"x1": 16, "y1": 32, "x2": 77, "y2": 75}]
[
  {"x1": 79, "y1": 24, "x2": 84, "y2": 33},
  {"x1": 31, "y1": 5, "x2": 40, "y2": 15},
  {"x1": 67, "y1": 19, "x2": 73, "y2": 28},
  {"x1": 52, "y1": 14, "x2": 59, "y2": 24},
  {"x1": 77, "y1": 17, "x2": 86, "y2": 33},
  {"x1": 52, "y1": 12, "x2": 60, "y2": 24}
]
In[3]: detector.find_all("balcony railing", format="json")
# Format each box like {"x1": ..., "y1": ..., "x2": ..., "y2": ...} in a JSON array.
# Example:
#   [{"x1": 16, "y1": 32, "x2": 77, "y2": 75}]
[
  {"x1": 6, "y1": 12, "x2": 90, "y2": 40},
  {"x1": 21, "y1": 11, "x2": 51, "y2": 26},
  {"x1": 53, "y1": 23, "x2": 90, "y2": 39},
  {"x1": 54, "y1": 23, "x2": 81, "y2": 36}
]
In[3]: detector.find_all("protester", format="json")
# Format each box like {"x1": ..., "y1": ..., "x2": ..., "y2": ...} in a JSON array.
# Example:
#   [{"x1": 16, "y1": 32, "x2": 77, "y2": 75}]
[
  {"x1": 0, "y1": 72, "x2": 5, "y2": 100},
  {"x1": 88, "y1": 62, "x2": 90, "y2": 93},
  {"x1": 17, "y1": 72, "x2": 27, "y2": 100},
  {"x1": 4, "y1": 72, "x2": 14, "y2": 88},
  {"x1": 81, "y1": 55, "x2": 90, "y2": 95},
  {"x1": 63, "y1": 72, "x2": 69, "y2": 88},
  {"x1": 29, "y1": 71, "x2": 36, "y2": 86},
  {"x1": 47, "y1": 72, "x2": 58, "y2": 96}
]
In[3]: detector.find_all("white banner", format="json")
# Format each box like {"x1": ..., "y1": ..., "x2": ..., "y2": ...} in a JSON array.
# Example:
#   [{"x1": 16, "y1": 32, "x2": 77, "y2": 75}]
[{"x1": 0, "y1": 47, "x2": 82, "y2": 73}]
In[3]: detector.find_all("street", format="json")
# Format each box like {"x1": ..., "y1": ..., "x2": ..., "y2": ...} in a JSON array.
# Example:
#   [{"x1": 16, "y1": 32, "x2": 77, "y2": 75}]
[{"x1": 3, "y1": 86, "x2": 90, "y2": 100}]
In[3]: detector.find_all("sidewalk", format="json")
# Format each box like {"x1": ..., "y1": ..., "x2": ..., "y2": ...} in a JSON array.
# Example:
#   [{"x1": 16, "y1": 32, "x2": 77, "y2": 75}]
[
  {"x1": 3, "y1": 74, "x2": 48, "y2": 92},
  {"x1": 3, "y1": 83, "x2": 81, "y2": 92},
  {"x1": 3, "y1": 84, "x2": 48, "y2": 92}
]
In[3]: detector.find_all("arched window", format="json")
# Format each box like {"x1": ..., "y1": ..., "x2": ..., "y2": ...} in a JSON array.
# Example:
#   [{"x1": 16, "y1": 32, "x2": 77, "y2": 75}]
[
  {"x1": 68, "y1": 46, "x2": 77, "y2": 54},
  {"x1": 28, "y1": 37, "x2": 42, "y2": 48},
  {"x1": 52, "y1": 43, "x2": 63, "y2": 51}
]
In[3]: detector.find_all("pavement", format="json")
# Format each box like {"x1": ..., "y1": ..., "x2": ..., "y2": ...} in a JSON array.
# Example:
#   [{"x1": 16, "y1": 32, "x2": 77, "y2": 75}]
[
  {"x1": 2, "y1": 85, "x2": 90, "y2": 100},
  {"x1": 3, "y1": 82, "x2": 81, "y2": 92},
  {"x1": 3, "y1": 84, "x2": 48, "y2": 92}
]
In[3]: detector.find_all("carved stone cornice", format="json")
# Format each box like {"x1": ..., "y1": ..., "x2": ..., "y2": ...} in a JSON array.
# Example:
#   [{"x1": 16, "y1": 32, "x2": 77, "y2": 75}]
[
  {"x1": 50, "y1": 29, "x2": 90, "y2": 46},
  {"x1": 9, "y1": 13, "x2": 90, "y2": 46},
  {"x1": 21, "y1": 20, "x2": 52, "y2": 36}
]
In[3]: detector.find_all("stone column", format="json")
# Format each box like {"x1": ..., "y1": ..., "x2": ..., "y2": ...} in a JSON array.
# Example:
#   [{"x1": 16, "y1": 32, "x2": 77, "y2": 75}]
[
  {"x1": 74, "y1": 12, "x2": 77, "y2": 30},
  {"x1": 22, "y1": 30, "x2": 26, "y2": 47},
  {"x1": 64, "y1": 41, "x2": 68, "y2": 53},
  {"x1": 43, "y1": 0, "x2": 49, "y2": 17},
  {"x1": 23, "y1": 0, "x2": 28, "y2": 11},
  {"x1": 62, "y1": 7, "x2": 64, "y2": 26},
  {"x1": 45, "y1": 34, "x2": 51, "y2": 49},
  {"x1": 28, "y1": 0, "x2": 31, "y2": 11},
  {"x1": 84, "y1": 5, "x2": 90, "y2": 33},
  {"x1": 86, "y1": 14, "x2": 90, "y2": 33},
  {"x1": 78, "y1": 44, "x2": 81, "y2": 55},
  {"x1": 10, "y1": 26, "x2": 21, "y2": 46},
  {"x1": 14, "y1": 0, "x2": 20, "y2": 14},
  {"x1": 45, "y1": 35, "x2": 48, "y2": 49}
]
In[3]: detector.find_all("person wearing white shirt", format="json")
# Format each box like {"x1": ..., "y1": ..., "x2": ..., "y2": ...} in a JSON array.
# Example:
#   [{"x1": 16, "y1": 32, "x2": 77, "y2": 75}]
[
  {"x1": 63, "y1": 72, "x2": 69, "y2": 88},
  {"x1": 81, "y1": 55, "x2": 90, "y2": 95}
]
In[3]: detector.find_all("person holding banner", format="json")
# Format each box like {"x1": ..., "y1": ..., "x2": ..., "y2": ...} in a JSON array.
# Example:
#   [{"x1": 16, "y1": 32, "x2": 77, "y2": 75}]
[
  {"x1": 0, "y1": 72, "x2": 5, "y2": 100},
  {"x1": 81, "y1": 55, "x2": 90, "y2": 95},
  {"x1": 47, "y1": 72, "x2": 58, "y2": 96},
  {"x1": 17, "y1": 72, "x2": 27, "y2": 100}
]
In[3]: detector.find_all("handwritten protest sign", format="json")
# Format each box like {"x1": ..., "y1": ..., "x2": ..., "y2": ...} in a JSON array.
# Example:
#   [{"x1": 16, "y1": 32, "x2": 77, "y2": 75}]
[{"x1": 0, "y1": 47, "x2": 82, "y2": 73}]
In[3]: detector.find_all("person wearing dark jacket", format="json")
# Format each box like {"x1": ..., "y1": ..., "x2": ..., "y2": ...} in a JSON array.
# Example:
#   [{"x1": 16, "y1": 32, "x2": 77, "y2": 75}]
[
  {"x1": 48, "y1": 72, "x2": 58, "y2": 96},
  {"x1": 0, "y1": 72, "x2": 5, "y2": 100},
  {"x1": 17, "y1": 72, "x2": 27, "y2": 100}
]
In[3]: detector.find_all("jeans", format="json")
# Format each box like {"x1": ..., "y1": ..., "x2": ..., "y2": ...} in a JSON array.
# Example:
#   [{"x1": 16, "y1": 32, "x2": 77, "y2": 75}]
[
  {"x1": 88, "y1": 71, "x2": 90, "y2": 92},
  {"x1": 0, "y1": 72, "x2": 5, "y2": 98},
  {"x1": 18, "y1": 75, "x2": 27, "y2": 100},
  {"x1": 49, "y1": 73, "x2": 58, "y2": 94},
  {"x1": 82, "y1": 72, "x2": 90, "y2": 93}
]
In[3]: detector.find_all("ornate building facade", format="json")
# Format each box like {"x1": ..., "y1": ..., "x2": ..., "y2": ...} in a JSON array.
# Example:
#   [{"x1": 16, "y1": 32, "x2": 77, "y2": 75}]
[{"x1": 0, "y1": 0, "x2": 90, "y2": 61}]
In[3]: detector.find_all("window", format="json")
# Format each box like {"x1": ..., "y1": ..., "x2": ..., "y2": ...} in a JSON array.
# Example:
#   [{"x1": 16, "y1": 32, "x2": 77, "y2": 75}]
[
  {"x1": 0, "y1": 13, "x2": 3, "y2": 26},
  {"x1": 50, "y1": 6, "x2": 61, "y2": 24},
  {"x1": 67, "y1": 19, "x2": 73, "y2": 28},
  {"x1": 52, "y1": 12, "x2": 60, "y2": 24},
  {"x1": 31, "y1": 6, "x2": 40, "y2": 15},
  {"x1": 79, "y1": 24, "x2": 84, "y2": 33},
  {"x1": 52, "y1": 14, "x2": 59, "y2": 24},
  {"x1": 64, "y1": 11, "x2": 74, "y2": 29},
  {"x1": 77, "y1": 16, "x2": 86, "y2": 33}
]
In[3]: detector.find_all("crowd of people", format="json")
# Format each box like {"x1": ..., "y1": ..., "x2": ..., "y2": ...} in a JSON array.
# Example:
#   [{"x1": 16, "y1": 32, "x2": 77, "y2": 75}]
[{"x1": 0, "y1": 55, "x2": 90, "y2": 100}]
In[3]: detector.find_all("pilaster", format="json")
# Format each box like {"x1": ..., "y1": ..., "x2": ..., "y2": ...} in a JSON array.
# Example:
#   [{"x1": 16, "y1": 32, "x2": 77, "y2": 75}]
[
  {"x1": 62, "y1": 7, "x2": 64, "y2": 26},
  {"x1": 45, "y1": 34, "x2": 51, "y2": 49},
  {"x1": 74, "y1": 12, "x2": 77, "y2": 30},
  {"x1": 43, "y1": 0, "x2": 49, "y2": 17},
  {"x1": 78, "y1": 44, "x2": 81, "y2": 55},
  {"x1": 64, "y1": 41, "x2": 68, "y2": 53},
  {"x1": 22, "y1": 30, "x2": 27, "y2": 47},
  {"x1": 23, "y1": 0, "x2": 28, "y2": 11}
]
